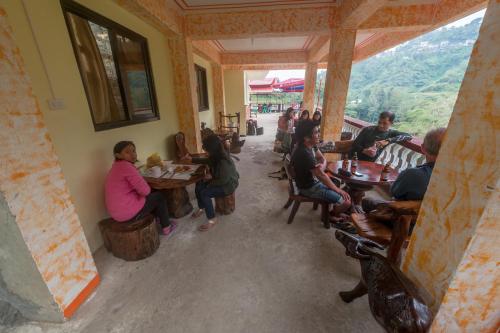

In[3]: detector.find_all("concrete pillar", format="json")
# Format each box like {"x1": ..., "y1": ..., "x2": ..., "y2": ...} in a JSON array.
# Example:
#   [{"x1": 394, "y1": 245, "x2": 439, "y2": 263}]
[
  {"x1": 212, "y1": 63, "x2": 226, "y2": 130},
  {"x1": 0, "y1": 9, "x2": 98, "y2": 321},
  {"x1": 320, "y1": 29, "x2": 357, "y2": 141},
  {"x1": 402, "y1": 2, "x2": 499, "y2": 331},
  {"x1": 168, "y1": 36, "x2": 202, "y2": 153},
  {"x1": 302, "y1": 62, "x2": 318, "y2": 112}
]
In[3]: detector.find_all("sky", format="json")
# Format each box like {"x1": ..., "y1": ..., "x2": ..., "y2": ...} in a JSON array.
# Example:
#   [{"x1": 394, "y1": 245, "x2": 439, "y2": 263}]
[{"x1": 265, "y1": 9, "x2": 486, "y2": 81}]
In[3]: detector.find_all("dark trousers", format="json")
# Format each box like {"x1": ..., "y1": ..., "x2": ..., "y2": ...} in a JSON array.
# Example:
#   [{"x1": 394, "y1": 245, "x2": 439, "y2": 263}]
[
  {"x1": 135, "y1": 191, "x2": 170, "y2": 228},
  {"x1": 195, "y1": 181, "x2": 226, "y2": 219}
]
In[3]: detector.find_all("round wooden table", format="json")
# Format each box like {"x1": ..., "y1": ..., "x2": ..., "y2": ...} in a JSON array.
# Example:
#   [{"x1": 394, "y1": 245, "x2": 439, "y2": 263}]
[
  {"x1": 327, "y1": 160, "x2": 399, "y2": 212},
  {"x1": 144, "y1": 166, "x2": 205, "y2": 218}
]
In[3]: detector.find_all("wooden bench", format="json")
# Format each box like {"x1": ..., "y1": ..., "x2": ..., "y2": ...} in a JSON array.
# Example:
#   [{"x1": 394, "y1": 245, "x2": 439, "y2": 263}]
[
  {"x1": 98, "y1": 215, "x2": 159, "y2": 261},
  {"x1": 215, "y1": 192, "x2": 236, "y2": 215}
]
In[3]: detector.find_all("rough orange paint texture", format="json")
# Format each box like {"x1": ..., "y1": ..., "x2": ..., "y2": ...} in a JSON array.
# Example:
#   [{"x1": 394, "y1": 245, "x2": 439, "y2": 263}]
[
  {"x1": 340, "y1": 0, "x2": 388, "y2": 28},
  {"x1": 116, "y1": 0, "x2": 184, "y2": 36},
  {"x1": 320, "y1": 29, "x2": 356, "y2": 142},
  {"x1": 307, "y1": 35, "x2": 330, "y2": 62},
  {"x1": 302, "y1": 62, "x2": 318, "y2": 111},
  {"x1": 431, "y1": 183, "x2": 499, "y2": 333},
  {"x1": 211, "y1": 63, "x2": 225, "y2": 129},
  {"x1": 0, "y1": 8, "x2": 97, "y2": 312},
  {"x1": 168, "y1": 36, "x2": 202, "y2": 153},
  {"x1": 192, "y1": 40, "x2": 221, "y2": 64},
  {"x1": 402, "y1": 0, "x2": 499, "y2": 320},
  {"x1": 221, "y1": 51, "x2": 306, "y2": 66},
  {"x1": 185, "y1": 7, "x2": 336, "y2": 39},
  {"x1": 223, "y1": 64, "x2": 307, "y2": 71},
  {"x1": 360, "y1": 0, "x2": 486, "y2": 31}
]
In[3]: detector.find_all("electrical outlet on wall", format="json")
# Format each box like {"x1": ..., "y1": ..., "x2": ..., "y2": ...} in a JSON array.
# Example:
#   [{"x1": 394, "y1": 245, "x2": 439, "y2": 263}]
[{"x1": 47, "y1": 98, "x2": 65, "y2": 110}]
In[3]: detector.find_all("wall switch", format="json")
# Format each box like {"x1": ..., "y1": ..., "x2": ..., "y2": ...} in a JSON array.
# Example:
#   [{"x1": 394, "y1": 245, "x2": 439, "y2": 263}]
[{"x1": 48, "y1": 98, "x2": 65, "y2": 110}]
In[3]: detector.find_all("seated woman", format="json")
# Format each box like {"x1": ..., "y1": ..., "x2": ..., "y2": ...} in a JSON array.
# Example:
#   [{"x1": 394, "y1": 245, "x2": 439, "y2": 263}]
[
  {"x1": 187, "y1": 135, "x2": 239, "y2": 231},
  {"x1": 105, "y1": 141, "x2": 176, "y2": 236},
  {"x1": 312, "y1": 111, "x2": 321, "y2": 127}
]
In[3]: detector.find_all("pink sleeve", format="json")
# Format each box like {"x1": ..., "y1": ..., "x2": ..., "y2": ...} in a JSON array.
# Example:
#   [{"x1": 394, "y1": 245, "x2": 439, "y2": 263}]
[{"x1": 124, "y1": 164, "x2": 151, "y2": 197}]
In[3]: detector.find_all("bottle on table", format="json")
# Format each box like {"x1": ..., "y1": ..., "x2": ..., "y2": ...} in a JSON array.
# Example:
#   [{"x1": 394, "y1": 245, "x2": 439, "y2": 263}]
[
  {"x1": 342, "y1": 154, "x2": 349, "y2": 171},
  {"x1": 350, "y1": 152, "x2": 358, "y2": 174},
  {"x1": 381, "y1": 162, "x2": 391, "y2": 181}
]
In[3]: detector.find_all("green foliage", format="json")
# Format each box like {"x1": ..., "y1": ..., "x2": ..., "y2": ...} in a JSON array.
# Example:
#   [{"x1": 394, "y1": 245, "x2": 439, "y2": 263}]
[{"x1": 318, "y1": 18, "x2": 482, "y2": 137}]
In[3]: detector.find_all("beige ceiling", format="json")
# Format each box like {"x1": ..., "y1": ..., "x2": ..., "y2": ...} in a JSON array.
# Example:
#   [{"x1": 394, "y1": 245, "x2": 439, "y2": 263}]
[
  {"x1": 214, "y1": 32, "x2": 374, "y2": 53},
  {"x1": 216, "y1": 36, "x2": 312, "y2": 52}
]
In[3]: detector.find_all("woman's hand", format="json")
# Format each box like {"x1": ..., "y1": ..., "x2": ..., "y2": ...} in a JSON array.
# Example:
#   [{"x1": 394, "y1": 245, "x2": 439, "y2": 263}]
[
  {"x1": 180, "y1": 154, "x2": 192, "y2": 164},
  {"x1": 337, "y1": 189, "x2": 351, "y2": 203}
]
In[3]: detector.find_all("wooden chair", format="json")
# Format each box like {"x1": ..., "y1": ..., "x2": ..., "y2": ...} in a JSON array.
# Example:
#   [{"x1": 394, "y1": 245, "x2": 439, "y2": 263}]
[
  {"x1": 283, "y1": 155, "x2": 331, "y2": 229},
  {"x1": 175, "y1": 132, "x2": 207, "y2": 160},
  {"x1": 219, "y1": 112, "x2": 241, "y2": 135},
  {"x1": 350, "y1": 200, "x2": 422, "y2": 266},
  {"x1": 215, "y1": 192, "x2": 236, "y2": 215}
]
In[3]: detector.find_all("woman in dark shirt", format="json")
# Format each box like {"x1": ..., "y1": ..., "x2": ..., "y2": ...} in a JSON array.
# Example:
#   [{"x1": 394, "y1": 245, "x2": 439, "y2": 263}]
[{"x1": 187, "y1": 135, "x2": 239, "y2": 231}]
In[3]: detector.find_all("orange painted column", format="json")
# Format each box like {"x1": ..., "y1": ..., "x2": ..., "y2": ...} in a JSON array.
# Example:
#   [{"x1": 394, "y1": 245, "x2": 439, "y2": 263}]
[
  {"x1": 168, "y1": 36, "x2": 202, "y2": 153},
  {"x1": 302, "y1": 62, "x2": 318, "y2": 112},
  {"x1": 402, "y1": 2, "x2": 499, "y2": 331},
  {"x1": 212, "y1": 63, "x2": 226, "y2": 130},
  {"x1": 0, "y1": 7, "x2": 98, "y2": 319},
  {"x1": 320, "y1": 29, "x2": 357, "y2": 141}
]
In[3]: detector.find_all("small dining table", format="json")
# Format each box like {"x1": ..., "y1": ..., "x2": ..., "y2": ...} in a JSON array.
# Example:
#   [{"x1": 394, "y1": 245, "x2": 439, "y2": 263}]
[
  {"x1": 144, "y1": 165, "x2": 206, "y2": 218},
  {"x1": 327, "y1": 160, "x2": 399, "y2": 212}
]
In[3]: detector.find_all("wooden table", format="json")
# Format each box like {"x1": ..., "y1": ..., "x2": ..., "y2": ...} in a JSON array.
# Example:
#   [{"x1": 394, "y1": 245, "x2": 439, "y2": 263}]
[
  {"x1": 144, "y1": 166, "x2": 205, "y2": 218},
  {"x1": 327, "y1": 160, "x2": 399, "y2": 212}
]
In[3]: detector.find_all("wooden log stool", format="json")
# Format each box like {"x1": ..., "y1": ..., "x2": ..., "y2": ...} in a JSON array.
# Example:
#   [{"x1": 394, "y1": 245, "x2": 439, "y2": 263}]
[
  {"x1": 98, "y1": 214, "x2": 159, "y2": 261},
  {"x1": 215, "y1": 192, "x2": 236, "y2": 215}
]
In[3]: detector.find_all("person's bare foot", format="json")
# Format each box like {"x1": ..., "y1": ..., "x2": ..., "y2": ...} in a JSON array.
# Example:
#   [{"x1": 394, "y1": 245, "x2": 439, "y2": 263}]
[{"x1": 191, "y1": 209, "x2": 204, "y2": 218}]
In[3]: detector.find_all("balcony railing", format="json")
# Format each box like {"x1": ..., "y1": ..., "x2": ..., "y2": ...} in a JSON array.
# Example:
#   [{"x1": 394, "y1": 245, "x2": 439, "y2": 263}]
[{"x1": 343, "y1": 116, "x2": 426, "y2": 173}]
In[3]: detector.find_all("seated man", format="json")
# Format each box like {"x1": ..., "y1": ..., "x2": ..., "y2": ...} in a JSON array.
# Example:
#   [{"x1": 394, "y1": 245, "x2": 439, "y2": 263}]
[
  {"x1": 349, "y1": 111, "x2": 412, "y2": 162},
  {"x1": 362, "y1": 127, "x2": 446, "y2": 214},
  {"x1": 291, "y1": 120, "x2": 351, "y2": 217}
]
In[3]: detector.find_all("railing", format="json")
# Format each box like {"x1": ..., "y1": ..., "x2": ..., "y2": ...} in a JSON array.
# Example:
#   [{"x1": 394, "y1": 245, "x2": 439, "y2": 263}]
[{"x1": 343, "y1": 116, "x2": 426, "y2": 172}]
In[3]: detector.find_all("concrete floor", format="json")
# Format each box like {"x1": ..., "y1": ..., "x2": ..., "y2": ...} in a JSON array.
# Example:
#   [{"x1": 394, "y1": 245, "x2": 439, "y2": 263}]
[{"x1": 5, "y1": 114, "x2": 383, "y2": 333}]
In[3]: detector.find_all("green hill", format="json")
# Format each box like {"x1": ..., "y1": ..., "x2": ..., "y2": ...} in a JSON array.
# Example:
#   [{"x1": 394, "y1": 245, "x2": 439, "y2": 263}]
[{"x1": 317, "y1": 17, "x2": 483, "y2": 136}]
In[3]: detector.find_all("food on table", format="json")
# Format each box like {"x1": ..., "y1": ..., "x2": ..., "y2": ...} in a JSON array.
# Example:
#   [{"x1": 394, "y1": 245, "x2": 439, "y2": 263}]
[
  {"x1": 146, "y1": 153, "x2": 163, "y2": 169},
  {"x1": 174, "y1": 165, "x2": 191, "y2": 173}
]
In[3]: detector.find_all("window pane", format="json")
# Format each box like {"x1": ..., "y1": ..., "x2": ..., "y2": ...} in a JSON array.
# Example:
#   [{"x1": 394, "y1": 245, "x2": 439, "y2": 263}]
[
  {"x1": 67, "y1": 13, "x2": 126, "y2": 124},
  {"x1": 115, "y1": 35, "x2": 154, "y2": 117}
]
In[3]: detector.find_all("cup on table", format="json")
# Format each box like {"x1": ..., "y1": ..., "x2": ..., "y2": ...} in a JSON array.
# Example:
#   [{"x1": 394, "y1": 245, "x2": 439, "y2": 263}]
[{"x1": 151, "y1": 166, "x2": 162, "y2": 178}]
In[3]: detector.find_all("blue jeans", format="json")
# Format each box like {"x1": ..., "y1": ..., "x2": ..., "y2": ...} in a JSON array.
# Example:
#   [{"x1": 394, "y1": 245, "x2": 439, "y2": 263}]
[
  {"x1": 195, "y1": 181, "x2": 226, "y2": 219},
  {"x1": 299, "y1": 182, "x2": 344, "y2": 204}
]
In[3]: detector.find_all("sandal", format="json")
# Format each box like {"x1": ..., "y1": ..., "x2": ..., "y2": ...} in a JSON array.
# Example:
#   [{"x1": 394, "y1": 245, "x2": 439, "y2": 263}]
[
  {"x1": 191, "y1": 209, "x2": 205, "y2": 219},
  {"x1": 198, "y1": 219, "x2": 217, "y2": 231}
]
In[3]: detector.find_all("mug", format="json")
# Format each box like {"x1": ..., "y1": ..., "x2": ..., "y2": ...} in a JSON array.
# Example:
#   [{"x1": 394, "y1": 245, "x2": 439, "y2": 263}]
[{"x1": 151, "y1": 166, "x2": 162, "y2": 178}]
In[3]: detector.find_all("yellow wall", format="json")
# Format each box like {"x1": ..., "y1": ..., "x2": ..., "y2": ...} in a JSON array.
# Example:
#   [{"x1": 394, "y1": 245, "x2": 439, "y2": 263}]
[
  {"x1": 4, "y1": 0, "x2": 179, "y2": 252},
  {"x1": 223, "y1": 70, "x2": 247, "y2": 135},
  {"x1": 193, "y1": 54, "x2": 215, "y2": 129}
]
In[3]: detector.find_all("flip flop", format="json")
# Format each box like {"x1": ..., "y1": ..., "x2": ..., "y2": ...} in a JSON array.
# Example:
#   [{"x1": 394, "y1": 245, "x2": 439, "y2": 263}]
[
  {"x1": 198, "y1": 220, "x2": 217, "y2": 231},
  {"x1": 331, "y1": 221, "x2": 357, "y2": 234}
]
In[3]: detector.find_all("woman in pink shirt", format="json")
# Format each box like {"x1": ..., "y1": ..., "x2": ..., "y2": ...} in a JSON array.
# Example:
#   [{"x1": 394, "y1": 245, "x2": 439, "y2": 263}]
[{"x1": 105, "y1": 141, "x2": 176, "y2": 236}]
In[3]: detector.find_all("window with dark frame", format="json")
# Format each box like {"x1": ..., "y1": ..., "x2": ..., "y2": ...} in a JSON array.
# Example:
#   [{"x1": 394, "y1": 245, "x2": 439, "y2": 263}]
[
  {"x1": 195, "y1": 64, "x2": 209, "y2": 112},
  {"x1": 61, "y1": 0, "x2": 159, "y2": 131}
]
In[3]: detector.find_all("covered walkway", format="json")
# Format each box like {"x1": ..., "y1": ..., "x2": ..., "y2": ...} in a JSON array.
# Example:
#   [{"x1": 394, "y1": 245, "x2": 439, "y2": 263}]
[{"x1": 5, "y1": 114, "x2": 382, "y2": 333}]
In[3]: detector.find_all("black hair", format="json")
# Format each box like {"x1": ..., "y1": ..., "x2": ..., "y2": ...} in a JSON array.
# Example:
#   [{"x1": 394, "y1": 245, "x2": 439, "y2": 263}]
[
  {"x1": 113, "y1": 141, "x2": 135, "y2": 158},
  {"x1": 300, "y1": 110, "x2": 310, "y2": 120},
  {"x1": 295, "y1": 120, "x2": 317, "y2": 145},
  {"x1": 202, "y1": 134, "x2": 228, "y2": 167},
  {"x1": 285, "y1": 107, "x2": 294, "y2": 120},
  {"x1": 379, "y1": 111, "x2": 395, "y2": 123},
  {"x1": 312, "y1": 111, "x2": 321, "y2": 122}
]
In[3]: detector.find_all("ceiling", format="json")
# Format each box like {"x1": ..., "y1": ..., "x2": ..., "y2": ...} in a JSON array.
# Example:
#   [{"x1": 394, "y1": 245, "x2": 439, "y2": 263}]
[
  {"x1": 213, "y1": 32, "x2": 374, "y2": 53},
  {"x1": 176, "y1": 0, "x2": 338, "y2": 10},
  {"x1": 216, "y1": 36, "x2": 313, "y2": 52}
]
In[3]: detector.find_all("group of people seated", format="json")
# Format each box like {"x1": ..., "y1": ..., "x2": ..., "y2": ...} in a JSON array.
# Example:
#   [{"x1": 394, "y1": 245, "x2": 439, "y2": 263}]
[
  {"x1": 104, "y1": 134, "x2": 239, "y2": 236},
  {"x1": 290, "y1": 111, "x2": 446, "y2": 229},
  {"x1": 277, "y1": 107, "x2": 322, "y2": 153}
]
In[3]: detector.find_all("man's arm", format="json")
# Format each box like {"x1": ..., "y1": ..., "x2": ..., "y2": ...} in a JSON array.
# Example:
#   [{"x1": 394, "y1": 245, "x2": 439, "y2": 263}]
[
  {"x1": 387, "y1": 129, "x2": 412, "y2": 144},
  {"x1": 311, "y1": 167, "x2": 351, "y2": 202},
  {"x1": 314, "y1": 149, "x2": 327, "y2": 171},
  {"x1": 350, "y1": 127, "x2": 368, "y2": 157}
]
